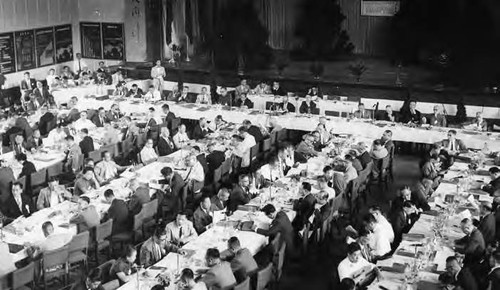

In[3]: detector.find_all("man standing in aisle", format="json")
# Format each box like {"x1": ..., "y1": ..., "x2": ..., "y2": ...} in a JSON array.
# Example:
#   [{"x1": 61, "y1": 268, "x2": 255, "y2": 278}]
[{"x1": 151, "y1": 60, "x2": 166, "y2": 91}]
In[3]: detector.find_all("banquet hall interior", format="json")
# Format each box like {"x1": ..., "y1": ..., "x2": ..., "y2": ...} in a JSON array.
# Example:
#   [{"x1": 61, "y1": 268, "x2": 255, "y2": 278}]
[{"x1": 1, "y1": 0, "x2": 500, "y2": 289}]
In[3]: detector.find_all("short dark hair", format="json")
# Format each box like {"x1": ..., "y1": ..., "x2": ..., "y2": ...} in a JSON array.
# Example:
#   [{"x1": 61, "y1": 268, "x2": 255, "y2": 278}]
[
  {"x1": 81, "y1": 128, "x2": 88, "y2": 134},
  {"x1": 200, "y1": 194, "x2": 211, "y2": 204},
  {"x1": 132, "y1": 84, "x2": 138, "y2": 87},
  {"x1": 489, "y1": 167, "x2": 500, "y2": 174},
  {"x1": 206, "y1": 248, "x2": 220, "y2": 259},
  {"x1": 104, "y1": 189, "x2": 114, "y2": 198},
  {"x1": 358, "y1": 103, "x2": 365, "y2": 107},
  {"x1": 373, "y1": 139, "x2": 382, "y2": 146},
  {"x1": 261, "y1": 204, "x2": 276, "y2": 216},
  {"x1": 149, "y1": 85, "x2": 154, "y2": 89},
  {"x1": 302, "y1": 182, "x2": 312, "y2": 192},
  {"x1": 160, "y1": 167, "x2": 173, "y2": 177},
  {"x1": 358, "y1": 227, "x2": 371, "y2": 238},
  {"x1": 162, "y1": 104, "x2": 170, "y2": 110},
  {"x1": 48, "y1": 176, "x2": 59, "y2": 183},
  {"x1": 180, "y1": 268, "x2": 194, "y2": 280},
  {"x1": 369, "y1": 205, "x2": 382, "y2": 213},
  {"x1": 154, "y1": 225, "x2": 167, "y2": 238},
  {"x1": 448, "y1": 130, "x2": 457, "y2": 135},
  {"x1": 228, "y1": 236, "x2": 240, "y2": 248},
  {"x1": 323, "y1": 165, "x2": 333, "y2": 173},
  {"x1": 445, "y1": 256, "x2": 458, "y2": 263},
  {"x1": 80, "y1": 196, "x2": 90, "y2": 204},
  {"x1": 15, "y1": 153, "x2": 27, "y2": 162},
  {"x1": 340, "y1": 278, "x2": 355, "y2": 290},
  {"x1": 65, "y1": 135, "x2": 74, "y2": 141},
  {"x1": 243, "y1": 120, "x2": 252, "y2": 125},
  {"x1": 87, "y1": 268, "x2": 102, "y2": 283},
  {"x1": 347, "y1": 242, "x2": 361, "y2": 254},
  {"x1": 238, "y1": 126, "x2": 247, "y2": 133},
  {"x1": 363, "y1": 214, "x2": 377, "y2": 225},
  {"x1": 98, "y1": 107, "x2": 104, "y2": 111},
  {"x1": 84, "y1": 158, "x2": 94, "y2": 165},
  {"x1": 192, "y1": 146, "x2": 201, "y2": 152},
  {"x1": 42, "y1": 221, "x2": 53, "y2": 232},
  {"x1": 82, "y1": 167, "x2": 94, "y2": 174}
]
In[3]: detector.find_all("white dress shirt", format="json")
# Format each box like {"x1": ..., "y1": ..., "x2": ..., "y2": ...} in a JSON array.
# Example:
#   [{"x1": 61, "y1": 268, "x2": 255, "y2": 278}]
[
  {"x1": 186, "y1": 161, "x2": 205, "y2": 183},
  {"x1": 258, "y1": 164, "x2": 283, "y2": 181},
  {"x1": 165, "y1": 221, "x2": 198, "y2": 245},
  {"x1": 45, "y1": 130, "x2": 68, "y2": 147},
  {"x1": 377, "y1": 215, "x2": 395, "y2": 243},
  {"x1": 151, "y1": 66, "x2": 166, "y2": 79},
  {"x1": 39, "y1": 232, "x2": 73, "y2": 253},
  {"x1": 73, "y1": 59, "x2": 88, "y2": 74},
  {"x1": 370, "y1": 223, "x2": 392, "y2": 256},
  {"x1": 144, "y1": 91, "x2": 162, "y2": 102},
  {"x1": 73, "y1": 118, "x2": 96, "y2": 131},
  {"x1": 173, "y1": 132, "x2": 190, "y2": 149},
  {"x1": 337, "y1": 256, "x2": 373, "y2": 281},
  {"x1": 95, "y1": 160, "x2": 119, "y2": 181},
  {"x1": 233, "y1": 134, "x2": 256, "y2": 168},
  {"x1": 140, "y1": 147, "x2": 158, "y2": 163}
]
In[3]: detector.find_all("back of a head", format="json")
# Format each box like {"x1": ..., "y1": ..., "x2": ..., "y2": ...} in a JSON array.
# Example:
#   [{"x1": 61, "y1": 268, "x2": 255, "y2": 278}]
[
  {"x1": 261, "y1": 204, "x2": 276, "y2": 216},
  {"x1": 228, "y1": 236, "x2": 240, "y2": 249},
  {"x1": 340, "y1": 278, "x2": 355, "y2": 290},
  {"x1": 347, "y1": 242, "x2": 361, "y2": 255},
  {"x1": 206, "y1": 248, "x2": 220, "y2": 260}
]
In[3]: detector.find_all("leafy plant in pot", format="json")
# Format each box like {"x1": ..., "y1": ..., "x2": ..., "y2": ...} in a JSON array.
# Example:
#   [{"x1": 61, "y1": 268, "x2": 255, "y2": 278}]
[{"x1": 348, "y1": 60, "x2": 367, "y2": 82}]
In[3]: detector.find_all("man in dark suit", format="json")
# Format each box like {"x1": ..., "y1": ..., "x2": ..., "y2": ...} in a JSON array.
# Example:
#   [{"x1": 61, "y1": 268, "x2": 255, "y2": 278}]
[
  {"x1": 390, "y1": 201, "x2": 418, "y2": 248},
  {"x1": 145, "y1": 107, "x2": 159, "y2": 143},
  {"x1": 128, "y1": 179, "x2": 151, "y2": 215},
  {"x1": 27, "y1": 129, "x2": 43, "y2": 151},
  {"x1": 157, "y1": 127, "x2": 175, "y2": 156},
  {"x1": 91, "y1": 107, "x2": 107, "y2": 128},
  {"x1": 229, "y1": 174, "x2": 254, "y2": 212},
  {"x1": 243, "y1": 120, "x2": 263, "y2": 143},
  {"x1": 280, "y1": 95, "x2": 296, "y2": 113},
  {"x1": 224, "y1": 236, "x2": 258, "y2": 282},
  {"x1": 20, "y1": 72, "x2": 37, "y2": 102},
  {"x1": 33, "y1": 81, "x2": 54, "y2": 106},
  {"x1": 191, "y1": 117, "x2": 213, "y2": 140},
  {"x1": 202, "y1": 248, "x2": 237, "y2": 289},
  {"x1": 293, "y1": 182, "x2": 316, "y2": 230},
  {"x1": 477, "y1": 201, "x2": 496, "y2": 246},
  {"x1": 2, "y1": 181, "x2": 33, "y2": 222},
  {"x1": 427, "y1": 105, "x2": 447, "y2": 127},
  {"x1": 217, "y1": 87, "x2": 233, "y2": 106},
  {"x1": 400, "y1": 100, "x2": 423, "y2": 124},
  {"x1": 256, "y1": 204, "x2": 297, "y2": 256},
  {"x1": 206, "y1": 143, "x2": 226, "y2": 181},
  {"x1": 482, "y1": 167, "x2": 500, "y2": 195},
  {"x1": 38, "y1": 107, "x2": 56, "y2": 136},
  {"x1": 440, "y1": 256, "x2": 478, "y2": 290},
  {"x1": 211, "y1": 188, "x2": 230, "y2": 211},
  {"x1": 271, "y1": 81, "x2": 286, "y2": 96},
  {"x1": 103, "y1": 189, "x2": 131, "y2": 235},
  {"x1": 193, "y1": 195, "x2": 213, "y2": 234},
  {"x1": 161, "y1": 104, "x2": 176, "y2": 131},
  {"x1": 299, "y1": 95, "x2": 317, "y2": 114},
  {"x1": 16, "y1": 153, "x2": 36, "y2": 178},
  {"x1": 78, "y1": 128, "x2": 95, "y2": 158},
  {"x1": 455, "y1": 218, "x2": 486, "y2": 267},
  {"x1": 12, "y1": 135, "x2": 29, "y2": 155},
  {"x1": 0, "y1": 160, "x2": 16, "y2": 202},
  {"x1": 106, "y1": 104, "x2": 123, "y2": 122},
  {"x1": 379, "y1": 105, "x2": 398, "y2": 122},
  {"x1": 235, "y1": 93, "x2": 254, "y2": 108},
  {"x1": 125, "y1": 84, "x2": 143, "y2": 98},
  {"x1": 488, "y1": 251, "x2": 500, "y2": 290},
  {"x1": 159, "y1": 167, "x2": 185, "y2": 209}
]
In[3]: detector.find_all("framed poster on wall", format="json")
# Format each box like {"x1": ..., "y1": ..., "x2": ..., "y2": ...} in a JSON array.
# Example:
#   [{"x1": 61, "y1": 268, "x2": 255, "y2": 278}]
[
  {"x1": 55, "y1": 24, "x2": 73, "y2": 63},
  {"x1": 80, "y1": 22, "x2": 102, "y2": 59},
  {"x1": 35, "y1": 27, "x2": 55, "y2": 67},
  {"x1": 15, "y1": 30, "x2": 36, "y2": 71},
  {"x1": 0, "y1": 32, "x2": 16, "y2": 74},
  {"x1": 102, "y1": 23, "x2": 125, "y2": 60}
]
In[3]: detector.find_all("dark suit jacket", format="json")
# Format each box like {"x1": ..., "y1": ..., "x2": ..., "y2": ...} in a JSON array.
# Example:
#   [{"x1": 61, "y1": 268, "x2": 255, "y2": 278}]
[
  {"x1": 79, "y1": 136, "x2": 95, "y2": 158},
  {"x1": 456, "y1": 267, "x2": 479, "y2": 290},
  {"x1": 390, "y1": 209, "x2": 414, "y2": 248},
  {"x1": 0, "y1": 167, "x2": 15, "y2": 201},
  {"x1": 2, "y1": 193, "x2": 33, "y2": 221},
  {"x1": 27, "y1": 137, "x2": 43, "y2": 150},
  {"x1": 19, "y1": 161, "x2": 36, "y2": 178},
  {"x1": 455, "y1": 228, "x2": 486, "y2": 266},
  {"x1": 20, "y1": 78, "x2": 37, "y2": 92},
  {"x1": 379, "y1": 112, "x2": 398, "y2": 122},
  {"x1": 257, "y1": 211, "x2": 296, "y2": 254},
  {"x1": 105, "y1": 199, "x2": 131, "y2": 234},
  {"x1": 157, "y1": 136, "x2": 175, "y2": 156},
  {"x1": 299, "y1": 101, "x2": 316, "y2": 114},
  {"x1": 38, "y1": 112, "x2": 56, "y2": 136},
  {"x1": 193, "y1": 206, "x2": 212, "y2": 234},
  {"x1": 401, "y1": 109, "x2": 422, "y2": 124},
  {"x1": 159, "y1": 172, "x2": 185, "y2": 199},
  {"x1": 478, "y1": 213, "x2": 496, "y2": 246},
  {"x1": 91, "y1": 115, "x2": 106, "y2": 127},
  {"x1": 488, "y1": 267, "x2": 500, "y2": 290},
  {"x1": 247, "y1": 125, "x2": 263, "y2": 143},
  {"x1": 229, "y1": 184, "x2": 251, "y2": 212},
  {"x1": 164, "y1": 111, "x2": 176, "y2": 130},
  {"x1": 210, "y1": 196, "x2": 226, "y2": 211},
  {"x1": 483, "y1": 177, "x2": 500, "y2": 195},
  {"x1": 128, "y1": 186, "x2": 150, "y2": 215},
  {"x1": 206, "y1": 151, "x2": 225, "y2": 173},
  {"x1": 146, "y1": 118, "x2": 159, "y2": 140},
  {"x1": 271, "y1": 86, "x2": 286, "y2": 96},
  {"x1": 191, "y1": 124, "x2": 212, "y2": 140},
  {"x1": 280, "y1": 102, "x2": 295, "y2": 113},
  {"x1": 125, "y1": 88, "x2": 143, "y2": 98},
  {"x1": 235, "y1": 98, "x2": 254, "y2": 109},
  {"x1": 428, "y1": 114, "x2": 447, "y2": 127},
  {"x1": 33, "y1": 87, "x2": 54, "y2": 105},
  {"x1": 358, "y1": 151, "x2": 372, "y2": 169},
  {"x1": 435, "y1": 139, "x2": 468, "y2": 153},
  {"x1": 294, "y1": 193, "x2": 317, "y2": 230}
]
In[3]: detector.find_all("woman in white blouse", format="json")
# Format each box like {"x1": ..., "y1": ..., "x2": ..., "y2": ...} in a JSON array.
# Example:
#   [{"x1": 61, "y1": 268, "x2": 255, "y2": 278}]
[{"x1": 173, "y1": 124, "x2": 191, "y2": 149}]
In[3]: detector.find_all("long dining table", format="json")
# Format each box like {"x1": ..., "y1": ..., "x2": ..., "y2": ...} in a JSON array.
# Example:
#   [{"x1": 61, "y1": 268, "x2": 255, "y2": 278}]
[{"x1": 368, "y1": 157, "x2": 494, "y2": 290}]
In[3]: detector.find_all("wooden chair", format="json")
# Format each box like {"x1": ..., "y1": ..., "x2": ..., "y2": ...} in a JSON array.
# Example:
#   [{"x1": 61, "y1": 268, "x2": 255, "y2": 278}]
[
  {"x1": 100, "y1": 144, "x2": 119, "y2": 157},
  {"x1": 256, "y1": 263, "x2": 274, "y2": 290},
  {"x1": 42, "y1": 245, "x2": 69, "y2": 289},
  {"x1": 276, "y1": 129, "x2": 287, "y2": 144},
  {"x1": 119, "y1": 139, "x2": 134, "y2": 155},
  {"x1": 88, "y1": 150, "x2": 102, "y2": 163},
  {"x1": 97, "y1": 259, "x2": 120, "y2": 290},
  {"x1": 234, "y1": 277, "x2": 250, "y2": 290},
  {"x1": 68, "y1": 231, "x2": 90, "y2": 272},
  {"x1": 12, "y1": 261, "x2": 35, "y2": 290},
  {"x1": 171, "y1": 118, "x2": 181, "y2": 133},
  {"x1": 16, "y1": 176, "x2": 27, "y2": 190},
  {"x1": 249, "y1": 144, "x2": 260, "y2": 168},
  {"x1": 269, "y1": 131, "x2": 277, "y2": 145},
  {"x1": 113, "y1": 212, "x2": 142, "y2": 245},
  {"x1": 269, "y1": 232, "x2": 282, "y2": 257},
  {"x1": 140, "y1": 199, "x2": 158, "y2": 220},
  {"x1": 94, "y1": 219, "x2": 113, "y2": 264},
  {"x1": 47, "y1": 162, "x2": 64, "y2": 178},
  {"x1": 30, "y1": 169, "x2": 47, "y2": 193}
]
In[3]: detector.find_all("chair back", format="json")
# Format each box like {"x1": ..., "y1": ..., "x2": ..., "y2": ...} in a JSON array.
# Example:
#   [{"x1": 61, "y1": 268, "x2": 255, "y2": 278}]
[
  {"x1": 311, "y1": 108, "x2": 320, "y2": 115},
  {"x1": 256, "y1": 263, "x2": 273, "y2": 290},
  {"x1": 234, "y1": 277, "x2": 250, "y2": 290},
  {"x1": 47, "y1": 162, "x2": 64, "y2": 178},
  {"x1": 12, "y1": 261, "x2": 35, "y2": 289},
  {"x1": 96, "y1": 219, "x2": 113, "y2": 242},
  {"x1": 276, "y1": 129, "x2": 287, "y2": 143},
  {"x1": 97, "y1": 259, "x2": 116, "y2": 283},
  {"x1": 325, "y1": 110, "x2": 339, "y2": 117},
  {"x1": 136, "y1": 133, "x2": 148, "y2": 148},
  {"x1": 261, "y1": 138, "x2": 272, "y2": 153},
  {"x1": 43, "y1": 245, "x2": 69, "y2": 270},
  {"x1": 221, "y1": 158, "x2": 231, "y2": 176},
  {"x1": 250, "y1": 144, "x2": 259, "y2": 164},
  {"x1": 133, "y1": 212, "x2": 144, "y2": 231},
  {"x1": 69, "y1": 230, "x2": 90, "y2": 253},
  {"x1": 17, "y1": 175, "x2": 27, "y2": 189},
  {"x1": 213, "y1": 166, "x2": 223, "y2": 184},
  {"x1": 89, "y1": 150, "x2": 102, "y2": 163},
  {"x1": 270, "y1": 232, "x2": 282, "y2": 256},
  {"x1": 171, "y1": 118, "x2": 181, "y2": 133},
  {"x1": 100, "y1": 144, "x2": 119, "y2": 157},
  {"x1": 269, "y1": 131, "x2": 277, "y2": 145},
  {"x1": 120, "y1": 139, "x2": 134, "y2": 155},
  {"x1": 141, "y1": 199, "x2": 158, "y2": 220},
  {"x1": 30, "y1": 169, "x2": 47, "y2": 187}
]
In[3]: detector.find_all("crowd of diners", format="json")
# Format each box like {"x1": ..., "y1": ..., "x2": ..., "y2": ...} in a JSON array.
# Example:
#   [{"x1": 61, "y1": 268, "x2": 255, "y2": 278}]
[{"x1": 0, "y1": 62, "x2": 499, "y2": 290}]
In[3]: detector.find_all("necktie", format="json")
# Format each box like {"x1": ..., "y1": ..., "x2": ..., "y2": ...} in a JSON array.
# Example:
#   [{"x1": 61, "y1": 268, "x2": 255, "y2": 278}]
[
  {"x1": 451, "y1": 141, "x2": 455, "y2": 151},
  {"x1": 179, "y1": 227, "x2": 183, "y2": 244}
]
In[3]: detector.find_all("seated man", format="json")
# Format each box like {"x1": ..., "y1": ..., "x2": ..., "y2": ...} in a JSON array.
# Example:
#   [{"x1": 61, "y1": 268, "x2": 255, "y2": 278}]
[
  {"x1": 113, "y1": 81, "x2": 128, "y2": 96},
  {"x1": 125, "y1": 84, "x2": 143, "y2": 98},
  {"x1": 196, "y1": 86, "x2": 212, "y2": 104},
  {"x1": 353, "y1": 103, "x2": 372, "y2": 119},
  {"x1": 110, "y1": 245, "x2": 137, "y2": 286},
  {"x1": 481, "y1": 167, "x2": 500, "y2": 195},
  {"x1": 254, "y1": 204, "x2": 297, "y2": 256},
  {"x1": 435, "y1": 130, "x2": 468, "y2": 156},
  {"x1": 12, "y1": 135, "x2": 28, "y2": 155},
  {"x1": 368, "y1": 206, "x2": 395, "y2": 244},
  {"x1": 140, "y1": 225, "x2": 185, "y2": 268},
  {"x1": 211, "y1": 188, "x2": 230, "y2": 211},
  {"x1": 143, "y1": 85, "x2": 162, "y2": 102},
  {"x1": 103, "y1": 189, "x2": 131, "y2": 235},
  {"x1": 73, "y1": 111, "x2": 96, "y2": 132},
  {"x1": 173, "y1": 124, "x2": 191, "y2": 149},
  {"x1": 228, "y1": 174, "x2": 254, "y2": 212},
  {"x1": 179, "y1": 268, "x2": 208, "y2": 290},
  {"x1": 37, "y1": 221, "x2": 72, "y2": 253},
  {"x1": 95, "y1": 151, "x2": 128, "y2": 183},
  {"x1": 185, "y1": 155, "x2": 205, "y2": 198},
  {"x1": 70, "y1": 268, "x2": 104, "y2": 290},
  {"x1": 421, "y1": 154, "x2": 445, "y2": 189},
  {"x1": 201, "y1": 248, "x2": 237, "y2": 289},
  {"x1": 380, "y1": 105, "x2": 397, "y2": 122},
  {"x1": 454, "y1": 218, "x2": 486, "y2": 267},
  {"x1": 176, "y1": 86, "x2": 191, "y2": 103},
  {"x1": 74, "y1": 167, "x2": 101, "y2": 196},
  {"x1": 242, "y1": 120, "x2": 264, "y2": 144},
  {"x1": 127, "y1": 179, "x2": 151, "y2": 215},
  {"x1": 390, "y1": 201, "x2": 418, "y2": 248},
  {"x1": 295, "y1": 134, "x2": 318, "y2": 159},
  {"x1": 140, "y1": 138, "x2": 158, "y2": 165},
  {"x1": 363, "y1": 214, "x2": 391, "y2": 259},
  {"x1": 165, "y1": 212, "x2": 198, "y2": 246},
  {"x1": 191, "y1": 117, "x2": 213, "y2": 140},
  {"x1": 337, "y1": 243, "x2": 378, "y2": 284},
  {"x1": 79, "y1": 128, "x2": 95, "y2": 158},
  {"x1": 37, "y1": 176, "x2": 71, "y2": 210},
  {"x1": 27, "y1": 129, "x2": 43, "y2": 151},
  {"x1": 157, "y1": 127, "x2": 175, "y2": 156},
  {"x1": 2, "y1": 181, "x2": 33, "y2": 221},
  {"x1": 16, "y1": 153, "x2": 36, "y2": 178},
  {"x1": 467, "y1": 111, "x2": 488, "y2": 131},
  {"x1": 299, "y1": 95, "x2": 317, "y2": 114},
  {"x1": 438, "y1": 256, "x2": 478, "y2": 290},
  {"x1": 193, "y1": 195, "x2": 213, "y2": 234},
  {"x1": 69, "y1": 196, "x2": 100, "y2": 233},
  {"x1": 235, "y1": 93, "x2": 254, "y2": 109},
  {"x1": 91, "y1": 107, "x2": 107, "y2": 128},
  {"x1": 428, "y1": 105, "x2": 447, "y2": 127},
  {"x1": 223, "y1": 236, "x2": 258, "y2": 282}
]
